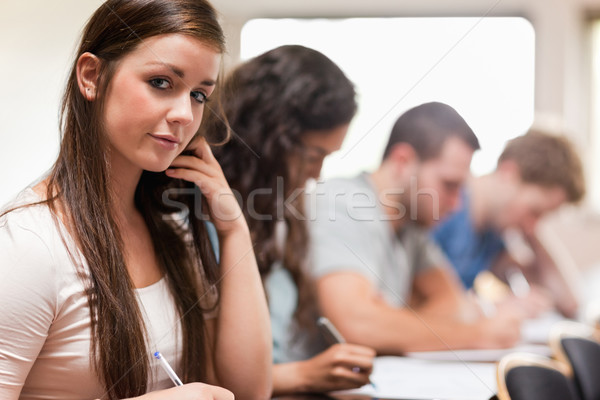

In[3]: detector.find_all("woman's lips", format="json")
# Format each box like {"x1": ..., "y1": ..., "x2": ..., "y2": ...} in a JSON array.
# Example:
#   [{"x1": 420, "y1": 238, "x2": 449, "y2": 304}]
[{"x1": 149, "y1": 133, "x2": 180, "y2": 150}]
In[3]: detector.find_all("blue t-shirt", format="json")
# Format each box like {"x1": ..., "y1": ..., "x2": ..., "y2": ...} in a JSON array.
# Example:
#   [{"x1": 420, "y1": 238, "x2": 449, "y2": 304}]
[{"x1": 431, "y1": 190, "x2": 505, "y2": 288}]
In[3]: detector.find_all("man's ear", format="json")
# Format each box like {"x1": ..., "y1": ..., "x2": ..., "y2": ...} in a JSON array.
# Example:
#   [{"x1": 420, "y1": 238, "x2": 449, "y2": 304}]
[
  {"x1": 387, "y1": 142, "x2": 419, "y2": 182},
  {"x1": 76, "y1": 52, "x2": 101, "y2": 101},
  {"x1": 388, "y1": 142, "x2": 418, "y2": 167},
  {"x1": 496, "y1": 159, "x2": 522, "y2": 183}
]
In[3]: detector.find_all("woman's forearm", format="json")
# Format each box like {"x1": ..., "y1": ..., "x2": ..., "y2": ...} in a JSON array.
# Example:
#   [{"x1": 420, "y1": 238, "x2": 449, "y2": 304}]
[{"x1": 213, "y1": 225, "x2": 272, "y2": 400}]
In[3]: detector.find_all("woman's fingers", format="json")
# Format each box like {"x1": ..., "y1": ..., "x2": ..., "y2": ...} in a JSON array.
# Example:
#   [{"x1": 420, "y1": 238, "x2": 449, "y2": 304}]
[
  {"x1": 209, "y1": 384, "x2": 235, "y2": 400},
  {"x1": 185, "y1": 135, "x2": 216, "y2": 162},
  {"x1": 324, "y1": 343, "x2": 375, "y2": 386},
  {"x1": 330, "y1": 365, "x2": 371, "y2": 387},
  {"x1": 340, "y1": 343, "x2": 377, "y2": 357},
  {"x1": 165, "y1": 166, "x2": 205, "y2": 185},
  {"x1": 333, "y1": 353, "x2": 374, "y2": 373},
  {"x1": 148, "y1": 382, "x2": 235, "y2": 400},
  {"x1": 169, "y1": 155, "x2": 214, "y2": 176}
]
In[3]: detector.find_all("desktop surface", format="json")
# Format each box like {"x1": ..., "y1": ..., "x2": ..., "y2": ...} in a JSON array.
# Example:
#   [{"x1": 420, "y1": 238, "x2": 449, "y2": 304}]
[{"x1": 274, "y1": 395, "x2": 402, "y2": 400}]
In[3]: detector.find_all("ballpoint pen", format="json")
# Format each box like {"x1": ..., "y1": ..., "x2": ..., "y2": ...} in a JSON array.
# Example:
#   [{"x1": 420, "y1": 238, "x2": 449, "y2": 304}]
[
  {"x1": 154, "y1": 351, "x2": 183, "y2": 387},
  {"x1": 317, "y1": 316, "x2": 346, "y2": 345},
  {"x1": 506, "y1": 266, "x2": 531, "y2": 298}
]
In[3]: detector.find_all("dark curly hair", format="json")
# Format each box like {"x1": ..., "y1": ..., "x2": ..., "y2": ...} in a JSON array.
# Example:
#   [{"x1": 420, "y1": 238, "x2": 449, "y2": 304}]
[{"x1": 205, "y1": 45, "x2": 356, "y2": 330}]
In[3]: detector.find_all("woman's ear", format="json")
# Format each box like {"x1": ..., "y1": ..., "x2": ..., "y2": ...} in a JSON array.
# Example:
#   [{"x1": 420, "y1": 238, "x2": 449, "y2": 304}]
[{"x1": 76, "y1": 52, "x2": 101, "y2": 101}]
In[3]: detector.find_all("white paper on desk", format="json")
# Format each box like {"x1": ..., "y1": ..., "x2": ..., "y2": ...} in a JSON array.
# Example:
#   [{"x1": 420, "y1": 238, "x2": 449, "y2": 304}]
[
  {"x1": 405, "y1": 343, "x2": 551, "y2": 362},
  {"x1": 404, "y1": 313, "x2": 561, "y2": 363},
  {"x1": 334, "y1": 356, "x2": 497, "y2": 400},
  {"x1": 520, "y1": 312, "x2": 565, "y2": 344}
]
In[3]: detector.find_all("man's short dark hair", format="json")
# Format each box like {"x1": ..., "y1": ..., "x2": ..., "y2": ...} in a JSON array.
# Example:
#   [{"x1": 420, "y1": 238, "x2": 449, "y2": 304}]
[{"x1": 382, "y1": 102, "x2": 480, "y2": 161}]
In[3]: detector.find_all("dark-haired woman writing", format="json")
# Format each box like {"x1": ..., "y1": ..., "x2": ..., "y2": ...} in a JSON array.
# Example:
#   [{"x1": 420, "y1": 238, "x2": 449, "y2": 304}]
[
  {"x1": 207, "y1": 45, "x2": 376, "y2": 396},
  {"x1": 0, "y1": 1, "x2": 271, "y2": 399}
]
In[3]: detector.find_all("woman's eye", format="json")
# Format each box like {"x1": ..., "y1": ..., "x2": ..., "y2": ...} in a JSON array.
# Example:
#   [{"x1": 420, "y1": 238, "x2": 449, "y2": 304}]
[
  {"x1": 149, "y1": 78, "x2": 170, "y2": 89},
  {"x1": 191, "y1": 91, "x2": 207, "y2": 104}
]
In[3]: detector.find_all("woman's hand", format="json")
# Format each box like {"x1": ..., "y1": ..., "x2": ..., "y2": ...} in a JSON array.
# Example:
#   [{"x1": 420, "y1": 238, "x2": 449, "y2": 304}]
[
  {"x1": 126, "y1": 382, "x2": 234, "y2": 400},
  {"x1": 166, "y1": 136, "x2": 246, "y2": 237},
  {"x1": 274, "y1": 343, "x2": 376, "y2": 395},
  {"x1": 169, "y1": 136, "x2": 272, "y2": 399}
]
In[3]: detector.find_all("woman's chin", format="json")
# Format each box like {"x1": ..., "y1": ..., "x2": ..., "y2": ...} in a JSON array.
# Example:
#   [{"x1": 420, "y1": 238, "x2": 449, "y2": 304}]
[{"x1": 143, "y1": 161, "x2": 173, "y2": 174}]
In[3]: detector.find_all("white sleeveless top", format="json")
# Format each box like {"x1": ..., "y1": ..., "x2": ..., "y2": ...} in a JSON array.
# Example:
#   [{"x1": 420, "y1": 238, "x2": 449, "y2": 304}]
[{"x1": 0, "y1": 188, "x2": 193, "y2": 399}]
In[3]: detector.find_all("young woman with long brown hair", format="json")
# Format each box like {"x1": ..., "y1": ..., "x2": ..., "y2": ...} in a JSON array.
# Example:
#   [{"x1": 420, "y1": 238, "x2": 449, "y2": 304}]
[
  {"x1": 0, "y1": 1, "x2": 271, "y2": 399},
  {"x1": 206, "y1": 45, "x2": 376, "y2": 396}
]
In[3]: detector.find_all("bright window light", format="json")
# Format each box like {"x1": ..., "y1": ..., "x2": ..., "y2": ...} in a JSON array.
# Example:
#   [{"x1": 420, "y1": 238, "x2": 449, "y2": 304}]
[
  {"x1": 241, "y1": 17, "x2": 535, "y2": 179},
  {"x1": 590, "y1": 21, "x2": 600, "y2": 211}
]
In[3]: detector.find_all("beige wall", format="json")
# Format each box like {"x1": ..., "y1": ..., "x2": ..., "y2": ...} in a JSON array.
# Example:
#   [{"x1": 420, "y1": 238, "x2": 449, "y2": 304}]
[
  {"x1": 0, "y1": 0, "x2": 104, "y2": 204},
  {"x1": 1, "y1": 0, "x2": 599, "y2": 207},
  {"x1": 211, "y1": 0, "x2": 600, "y2": 209}
]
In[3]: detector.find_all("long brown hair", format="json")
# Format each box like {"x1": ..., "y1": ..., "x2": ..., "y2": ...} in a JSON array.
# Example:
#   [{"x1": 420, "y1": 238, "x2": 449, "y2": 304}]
[
  {"x1": 206, "y1": 45, "x2": 357, "y2": 331},
  {"x1": 7, "y1": 1, "x2": 225, "y2": 398}
]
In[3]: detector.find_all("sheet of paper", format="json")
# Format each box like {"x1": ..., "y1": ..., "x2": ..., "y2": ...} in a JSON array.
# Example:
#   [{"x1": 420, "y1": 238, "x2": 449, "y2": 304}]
[
  {"x1": 404, "y1": 343, "x2": 551, "y2": 363},
  {"x1": 333, "y1": 356, "x2": 497, "y2": 400},
  {"x1": 520, "y1": 311, "x2": 565, "y2": 344}
]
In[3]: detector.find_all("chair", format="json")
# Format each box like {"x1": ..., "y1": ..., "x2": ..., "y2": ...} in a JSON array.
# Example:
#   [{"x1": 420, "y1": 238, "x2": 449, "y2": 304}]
[
  {"x1": 496, "y1": 352, "x2": 580, "y2": 400},
  {"x1": 551, "y1": 321, "x2": 600, "y2": 400}
]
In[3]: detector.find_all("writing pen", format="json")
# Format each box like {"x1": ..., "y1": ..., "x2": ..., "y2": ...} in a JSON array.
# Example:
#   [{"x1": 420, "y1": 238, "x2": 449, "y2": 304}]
[
  {"x1": 317, "y1": 316, "x2": 346, "y2": 344},
  {"x1": 154, "y1": 351, "x2": 183, "y2": 386},
  {"x1": 506, "y1": 266, "x2": 531, "y2": 298},
  {"x1": 317, "y1": 317, "x2": 377, "y2": 390}
]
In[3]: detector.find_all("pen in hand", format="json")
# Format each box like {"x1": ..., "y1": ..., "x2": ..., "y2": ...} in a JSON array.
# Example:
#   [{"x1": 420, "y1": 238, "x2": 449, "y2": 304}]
[
  {"x1": 317, "y1": 317, "x2": 377, "y2": 390},
  {"x1": 154, "y1": 351, "x2": 183, "y2": 387},
  {"x1": 506, "y1": 266, "x2": 531, "y2": 298},
  {"x1": 317, "y1": 316, "x2": 346, "y2": 345}
]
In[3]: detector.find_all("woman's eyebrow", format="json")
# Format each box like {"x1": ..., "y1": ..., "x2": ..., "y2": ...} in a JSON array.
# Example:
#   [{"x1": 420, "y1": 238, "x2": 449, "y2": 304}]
[{"x1": 144, "y1": 61, "x2": 216, "y2": 86}]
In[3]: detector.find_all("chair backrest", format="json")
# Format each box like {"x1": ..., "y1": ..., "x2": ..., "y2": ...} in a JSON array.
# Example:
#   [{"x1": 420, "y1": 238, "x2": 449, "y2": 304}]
[
  {"x1": 560, "y1": 336, "x2": 600, "y2": 400},
  {"x1": 496, "y1": 352, "x2": 580, "y2": 400},
  {"x1": 550, "y1": 320, "x2": 600, "y2": 400}
]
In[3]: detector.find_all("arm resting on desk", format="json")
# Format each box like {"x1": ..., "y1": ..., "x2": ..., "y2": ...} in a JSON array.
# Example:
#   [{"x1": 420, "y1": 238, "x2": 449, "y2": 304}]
[
  {"x1": 316, "y1": 271, "x2": 521, "y2": 354},
  {"x1": 410, "y1": 267, "x2": 473, "y2": 318}
]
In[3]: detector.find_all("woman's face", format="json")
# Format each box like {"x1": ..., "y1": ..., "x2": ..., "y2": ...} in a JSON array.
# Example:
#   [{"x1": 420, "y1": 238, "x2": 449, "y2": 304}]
[
  {"x1": 101, "y1": 33, "x2": 221, "y2": 174},
  {"x1": 289, "y1": 124, "x2": 349, "y2": 186}
]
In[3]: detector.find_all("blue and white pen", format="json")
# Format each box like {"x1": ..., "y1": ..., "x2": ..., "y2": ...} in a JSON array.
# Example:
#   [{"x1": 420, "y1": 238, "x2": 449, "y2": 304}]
[{"x1": 154, "y1": 351, "x2": 183, "y2": 386}]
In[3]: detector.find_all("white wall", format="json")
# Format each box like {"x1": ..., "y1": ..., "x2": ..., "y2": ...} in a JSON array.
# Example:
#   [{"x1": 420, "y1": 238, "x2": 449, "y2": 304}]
[
  {"x1": 1, "y1": 0, "x2": 599, "y2": 207},
  {"x1": 0, "y1": 0, "x2": 103, "y2": 205}
]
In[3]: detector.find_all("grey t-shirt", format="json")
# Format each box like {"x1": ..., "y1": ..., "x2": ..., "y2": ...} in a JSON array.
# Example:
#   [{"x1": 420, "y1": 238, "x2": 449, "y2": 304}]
[{"x1": 307, "y1": 173, "x2": 448, "y2": 306}]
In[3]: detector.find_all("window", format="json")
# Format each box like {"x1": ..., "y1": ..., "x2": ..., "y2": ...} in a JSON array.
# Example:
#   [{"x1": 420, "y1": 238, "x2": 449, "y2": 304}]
[
  {"x1": 590, "y1": 20, "x2": 600, "y2": 211},
  {"x1": 241, "y1": 17, "x2": 535, "y2": 179}
]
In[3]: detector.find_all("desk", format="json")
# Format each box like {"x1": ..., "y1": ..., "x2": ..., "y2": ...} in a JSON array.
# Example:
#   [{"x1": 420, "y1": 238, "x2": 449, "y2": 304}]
[
  {"x1": 276, "y1": 314, "x2": 567, "y2": 400},
  {"x1": 274, "y1": 394, "x2": 395, "y2": 400},
  {"x1": 331, "y1": 356, "x2": 497, "y2": 400},
  {"x1": 327, "y1": 314, "x2": 565, "y2": 400}
]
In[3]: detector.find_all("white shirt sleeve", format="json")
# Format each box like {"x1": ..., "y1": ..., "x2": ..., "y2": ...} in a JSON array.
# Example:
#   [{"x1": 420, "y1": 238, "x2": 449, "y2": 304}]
[{"x1": 0, "y1": 217, "x2": 58, "y2": 399}]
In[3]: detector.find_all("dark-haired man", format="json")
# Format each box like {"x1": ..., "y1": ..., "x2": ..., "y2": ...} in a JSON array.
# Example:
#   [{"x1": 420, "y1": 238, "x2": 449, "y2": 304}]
[{"x1": 309, "y1": 102, "x2": 522, "y2": 353}]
